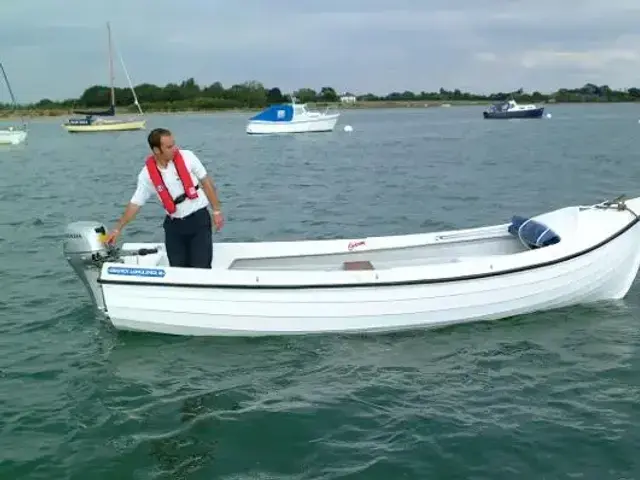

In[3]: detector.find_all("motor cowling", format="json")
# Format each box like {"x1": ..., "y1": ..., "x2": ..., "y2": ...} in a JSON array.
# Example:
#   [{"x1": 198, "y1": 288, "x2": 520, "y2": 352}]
[
  {"x1": 63, "y1": 221, "x2": 110, "y2": 259},
  {"x1": 63, "y1": 221, "x2": 118, "y2": 312}
]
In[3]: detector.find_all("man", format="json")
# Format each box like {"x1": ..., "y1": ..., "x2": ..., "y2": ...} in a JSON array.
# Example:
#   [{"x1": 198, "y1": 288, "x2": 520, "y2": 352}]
[{"x1": 105, "y1": 127, "x2": 224, "y2": 268}]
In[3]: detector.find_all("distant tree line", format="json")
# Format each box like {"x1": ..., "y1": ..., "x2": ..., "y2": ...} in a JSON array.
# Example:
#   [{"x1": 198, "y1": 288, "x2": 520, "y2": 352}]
[{"x1": 2, "y1": 80, "x2": 640, "y2": 113}]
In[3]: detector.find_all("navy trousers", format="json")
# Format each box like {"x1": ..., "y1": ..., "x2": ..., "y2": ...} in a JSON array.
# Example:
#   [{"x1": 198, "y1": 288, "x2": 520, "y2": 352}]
[{"x1": 163, "y1": 207, "x2": 213, "y2": 268}]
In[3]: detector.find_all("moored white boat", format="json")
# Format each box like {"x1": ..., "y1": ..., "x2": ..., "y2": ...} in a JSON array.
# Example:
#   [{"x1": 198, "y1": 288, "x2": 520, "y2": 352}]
[
  {"x1": 246, "y1": 100, "x2": 340, "y2": 134},
  {"x1": 0, "y1": 61, "x2": 28, "y2": 145},
  {"x1": 63, "y1": 195, "x2": 640, "y2": 337},
  {"x1": 0, "y1": 126, "x2": 27, "y2": 145}
]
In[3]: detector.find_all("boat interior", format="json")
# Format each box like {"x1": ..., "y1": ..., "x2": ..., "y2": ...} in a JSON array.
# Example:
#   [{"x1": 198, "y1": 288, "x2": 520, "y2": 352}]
[
  {"x1": 119, "y1": 215, "x2": 563, "y2": 273},
  {"x1": 226, "y1": 215, "x2": 563, "y2": 272},
  {"x1": 226, "y1": 232, "x2": 527, "y2": 272}
]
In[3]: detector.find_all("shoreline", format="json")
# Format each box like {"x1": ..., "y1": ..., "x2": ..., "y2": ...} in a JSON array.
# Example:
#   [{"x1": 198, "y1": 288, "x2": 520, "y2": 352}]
[{"x1": 0, "y1": 99, "x2": 637, "y2": 121}]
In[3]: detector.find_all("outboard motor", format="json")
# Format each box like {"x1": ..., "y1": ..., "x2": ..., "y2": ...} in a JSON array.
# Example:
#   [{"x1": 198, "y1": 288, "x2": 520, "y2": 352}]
[{"x1": 63, "y1": 221, "x2": 121, "y2": 311}]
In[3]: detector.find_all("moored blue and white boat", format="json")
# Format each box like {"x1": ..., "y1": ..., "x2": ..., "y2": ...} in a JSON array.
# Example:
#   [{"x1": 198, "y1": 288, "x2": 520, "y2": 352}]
[
  {"x1": 246, "y1": 101, "x2": 340, "y2": 134},
  {"x1": 483, "y1": 99, "x2": 544, "y2": 119}
]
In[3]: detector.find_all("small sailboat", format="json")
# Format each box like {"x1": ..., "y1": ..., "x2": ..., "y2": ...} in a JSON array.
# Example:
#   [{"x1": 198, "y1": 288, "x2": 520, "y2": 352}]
[
  {"x1": 63, "y1": 22, "x2": 145, "y2": 133},
  {"x1": 0, "y1": 62, "x2": 27, "y2": 145}
]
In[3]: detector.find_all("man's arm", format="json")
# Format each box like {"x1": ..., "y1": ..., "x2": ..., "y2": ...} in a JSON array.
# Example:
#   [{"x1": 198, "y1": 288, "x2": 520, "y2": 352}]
[
  {"x1": 105, "y1": 171, "x2": 150, "y2": 243},
  {"x1": 200, "y1": 176, "x2": 222, "y2": 212},
  {"x1": 188, "y1": 151, "x2": 222, "y2": 212},
  {"x1": 105, "y1": 202, "x2": 141, "y2": 244},
  {"x1": 112, "y1": 202, "x2": 142, "y2": 233}
]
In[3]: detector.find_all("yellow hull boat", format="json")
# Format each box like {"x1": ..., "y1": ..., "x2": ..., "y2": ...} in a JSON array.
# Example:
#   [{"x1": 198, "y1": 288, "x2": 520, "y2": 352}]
[{"x1": 63, "y1": 118, "x2": 146, "y2": 133}]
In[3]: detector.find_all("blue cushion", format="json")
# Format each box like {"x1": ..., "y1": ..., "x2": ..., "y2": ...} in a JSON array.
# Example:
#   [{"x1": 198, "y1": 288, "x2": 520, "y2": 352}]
[{"x1": 508, "y1": 215, "x2": 561, "y2": 249}]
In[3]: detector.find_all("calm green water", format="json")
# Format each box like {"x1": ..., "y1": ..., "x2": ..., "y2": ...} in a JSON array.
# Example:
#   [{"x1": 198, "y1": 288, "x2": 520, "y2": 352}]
[{"x1": 1, "y1": 105, "x2": 639, "y2": 479}]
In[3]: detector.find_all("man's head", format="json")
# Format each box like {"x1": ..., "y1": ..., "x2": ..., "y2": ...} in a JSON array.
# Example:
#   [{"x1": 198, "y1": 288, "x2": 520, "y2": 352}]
[{"x1": 147, "y1": 128, "x2": 176, "y2": 164}]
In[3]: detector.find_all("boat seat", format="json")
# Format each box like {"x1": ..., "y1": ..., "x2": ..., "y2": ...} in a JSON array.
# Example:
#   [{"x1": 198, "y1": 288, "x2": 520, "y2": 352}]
[{"x1": 343, "y1": 260, "x2": 375, "y2": 271}]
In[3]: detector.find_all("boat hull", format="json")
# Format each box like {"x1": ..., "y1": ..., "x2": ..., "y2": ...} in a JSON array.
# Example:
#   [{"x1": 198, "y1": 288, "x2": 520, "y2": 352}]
[
  {"x1": 246, "y1": 114, "x2": 339, "y2": 134},
  {"x1": 63, "y1": 119, "x2": 146, "y2": 133},
  {"x1": 64, "y1": 196, "x2": 640, "y2": 337},
  {"x1": 0, "y1": 129, "x2": 27, "y2": 145},
  {"x1": 483, "y1": 107, "x2": 545, "y2": 119}
]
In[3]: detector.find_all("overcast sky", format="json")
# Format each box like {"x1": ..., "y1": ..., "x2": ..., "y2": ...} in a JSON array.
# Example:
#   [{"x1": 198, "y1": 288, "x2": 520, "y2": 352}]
[{"x1": 2, "y1": 0, "x2": 640, "y2": 103}]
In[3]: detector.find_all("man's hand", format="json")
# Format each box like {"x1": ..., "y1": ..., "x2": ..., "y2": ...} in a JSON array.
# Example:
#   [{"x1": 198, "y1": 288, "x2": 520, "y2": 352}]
[
  {"x1": 104, "y1": 228, "x2": 121, "y2": 245},
  {"x1": 212, "y1": 210, "x2": 224, "y2": 231}
]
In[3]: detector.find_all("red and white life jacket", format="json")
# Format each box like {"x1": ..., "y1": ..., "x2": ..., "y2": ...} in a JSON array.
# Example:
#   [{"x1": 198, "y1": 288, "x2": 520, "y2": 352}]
[{"x1": 145, "y1": 149, "x2": 199, "y2": 214}]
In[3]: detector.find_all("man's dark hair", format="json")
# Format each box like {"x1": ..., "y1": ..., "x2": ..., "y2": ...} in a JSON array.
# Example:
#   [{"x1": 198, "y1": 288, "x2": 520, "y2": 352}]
[{"x1": 147, "y1": 128, "x2": 172, "y2": 150}]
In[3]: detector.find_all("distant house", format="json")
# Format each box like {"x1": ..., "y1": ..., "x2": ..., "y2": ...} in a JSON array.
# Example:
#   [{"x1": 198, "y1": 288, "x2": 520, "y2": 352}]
[{"x1": 340, "y1": 92, "x2": 357, "y2": 103}]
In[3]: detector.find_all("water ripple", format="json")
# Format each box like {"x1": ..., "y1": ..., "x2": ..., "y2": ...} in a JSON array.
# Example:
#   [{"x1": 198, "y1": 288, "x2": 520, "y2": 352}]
[{"x1": 1, "y1": 107, "x2": 640, "y2": 478}]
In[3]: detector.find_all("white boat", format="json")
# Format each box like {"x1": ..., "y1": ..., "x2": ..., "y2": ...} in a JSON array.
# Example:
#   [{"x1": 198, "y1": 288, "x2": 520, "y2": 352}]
[
  {"x1": 63, "y1": 22, "x2": 145, "y2": 133},
  {"x1": 0, "y1": 61, "x2": 28, "y2": 145},
  {"x1": 0, "y1": 126, "x2": 27, "y2": 145},
  {"x1": 63, "y1": 194, "x2": 640, "y2": 337},
  {"x1": 246, "y1": 99, "x2": 340, "y2": 134}
]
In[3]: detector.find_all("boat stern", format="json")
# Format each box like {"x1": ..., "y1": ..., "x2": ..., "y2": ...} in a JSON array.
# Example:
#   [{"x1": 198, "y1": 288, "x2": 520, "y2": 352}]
[{"x1": 63, "y1": 221, "x2": 115, "y2": 311}]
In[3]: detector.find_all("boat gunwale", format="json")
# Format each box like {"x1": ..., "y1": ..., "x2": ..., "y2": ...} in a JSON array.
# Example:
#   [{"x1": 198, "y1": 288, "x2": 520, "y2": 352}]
[{"x1": 96, "y1": 213, "x2": 640, "y2": 290}]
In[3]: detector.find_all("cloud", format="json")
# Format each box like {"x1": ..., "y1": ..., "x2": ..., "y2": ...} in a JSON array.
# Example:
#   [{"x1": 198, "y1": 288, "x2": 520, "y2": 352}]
[
  {"x1": 519, "y1": 49, "x2": 639, "y2": 70},
  {"x1": 1, "y1": 0, "x2": 640, "y2": 102}
]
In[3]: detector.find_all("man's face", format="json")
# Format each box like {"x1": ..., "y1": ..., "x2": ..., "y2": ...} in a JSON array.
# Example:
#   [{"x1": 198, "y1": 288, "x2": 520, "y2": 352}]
[{"x1": 155, "y1": 134, "x2": 176, "y2": 161}]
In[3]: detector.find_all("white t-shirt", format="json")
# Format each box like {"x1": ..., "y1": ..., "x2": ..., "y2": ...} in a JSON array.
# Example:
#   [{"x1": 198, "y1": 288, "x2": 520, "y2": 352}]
[{"x1": 130, "y1": 149, "x2": 211, "y2": 219}]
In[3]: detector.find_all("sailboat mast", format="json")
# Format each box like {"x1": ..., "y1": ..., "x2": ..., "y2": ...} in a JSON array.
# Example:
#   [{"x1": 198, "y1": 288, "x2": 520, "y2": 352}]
[
  {"x1": 116, "y1": 48, "x2": 144, "y2": 115},
  {"x1": 0, "y1": 62, "x2": 17, "y2": 107},
  {"x1": 0, "y1": 61, "x2": 26, "y2": 127},
  {"x1": 107, "y1": 21, "x2": 115, "y2": 110}
]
